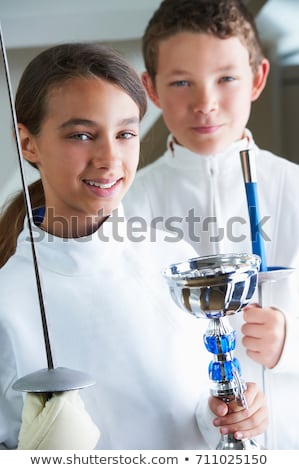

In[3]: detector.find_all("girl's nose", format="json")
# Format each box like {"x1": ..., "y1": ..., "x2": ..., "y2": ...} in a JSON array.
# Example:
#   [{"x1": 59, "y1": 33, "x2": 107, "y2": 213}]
[{"x1": 91, "y1": 138, "x2": 121, "y2": 169}]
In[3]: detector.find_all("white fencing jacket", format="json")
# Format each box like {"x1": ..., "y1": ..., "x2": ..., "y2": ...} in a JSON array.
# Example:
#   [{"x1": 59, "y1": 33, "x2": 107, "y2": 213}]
[
  {"x1": 0, "y1": 206, "x2": 222, "y2": 450},
  {"x1": 124, "y1": 131, "x2": 299, "y2": 449}
]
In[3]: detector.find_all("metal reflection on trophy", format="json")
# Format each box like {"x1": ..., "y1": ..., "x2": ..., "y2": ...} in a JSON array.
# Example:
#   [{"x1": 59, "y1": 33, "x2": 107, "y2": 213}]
[{"x1": 163, "y1": 253, "x2": 261, "y2": 450}]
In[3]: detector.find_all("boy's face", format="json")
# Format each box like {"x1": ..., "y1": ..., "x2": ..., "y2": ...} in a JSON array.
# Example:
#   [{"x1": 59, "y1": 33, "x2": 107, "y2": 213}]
[{"x1": 143, "y1": 32, "x2": 268, "y2": 155}]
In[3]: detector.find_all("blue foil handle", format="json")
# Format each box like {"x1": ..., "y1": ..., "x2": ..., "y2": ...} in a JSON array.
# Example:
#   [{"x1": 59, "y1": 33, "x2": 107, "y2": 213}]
[
  {"x1": 244, "y1": 182, "x2": 267, "y2": 271},
  {"x1": 240, "y1": 149, "x2": 267, "y2": 272}
]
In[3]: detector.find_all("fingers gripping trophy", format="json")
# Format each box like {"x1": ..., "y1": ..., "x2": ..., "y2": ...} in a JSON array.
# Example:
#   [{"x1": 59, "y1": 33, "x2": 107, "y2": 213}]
[{"x1": 163, "y1": 253, "x2": 261, "y2": 450}]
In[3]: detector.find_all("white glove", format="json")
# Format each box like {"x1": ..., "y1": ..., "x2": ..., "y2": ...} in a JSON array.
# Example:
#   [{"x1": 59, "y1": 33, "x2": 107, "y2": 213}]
[{"x1": 17, "y1": 390, "x2": 100, "y2": 450}]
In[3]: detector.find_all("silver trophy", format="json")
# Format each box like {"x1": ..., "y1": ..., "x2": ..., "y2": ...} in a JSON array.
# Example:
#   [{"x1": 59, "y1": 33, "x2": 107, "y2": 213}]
[{"x1": 163, "y1": 253, "x2": 261, "y2": 450}]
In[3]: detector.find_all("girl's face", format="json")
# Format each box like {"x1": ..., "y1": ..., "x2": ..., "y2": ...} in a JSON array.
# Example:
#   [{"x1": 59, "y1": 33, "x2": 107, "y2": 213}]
[
  {"x1": 143, "y1": 32, "x2": 268, "y2": 155},
  {"x1": 20, "y1": 78, "x2": 140, "y2": 236}
]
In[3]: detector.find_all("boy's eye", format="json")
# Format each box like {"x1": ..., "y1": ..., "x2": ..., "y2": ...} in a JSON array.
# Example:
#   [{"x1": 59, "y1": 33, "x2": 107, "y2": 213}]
[
  {"x1": 220, "y1": 76, "x2": 235, "y2": 83},
  {"x1": 171, "y1": 80, "x2": 190, "y2": 87}
]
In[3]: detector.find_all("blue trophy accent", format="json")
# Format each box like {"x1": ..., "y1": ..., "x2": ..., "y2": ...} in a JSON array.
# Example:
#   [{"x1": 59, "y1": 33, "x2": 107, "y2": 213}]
[
  {"x1": 204, "y1": 330, "x2": 236, "y2": 354},
  {"x1": 205, "y1": 327, "x2": 241, "y2": 384}
]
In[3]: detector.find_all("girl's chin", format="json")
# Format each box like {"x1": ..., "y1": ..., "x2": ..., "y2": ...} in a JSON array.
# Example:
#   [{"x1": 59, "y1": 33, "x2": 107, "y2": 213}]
[{"x1": 94, "y1": 203, "x2": 121, "y2": 218}]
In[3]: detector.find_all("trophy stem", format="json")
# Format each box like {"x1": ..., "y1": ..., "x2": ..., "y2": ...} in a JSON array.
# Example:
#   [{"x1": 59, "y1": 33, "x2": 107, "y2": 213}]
[{"x1": 204, "y1": 317, "x2": 260, "y2": 450}]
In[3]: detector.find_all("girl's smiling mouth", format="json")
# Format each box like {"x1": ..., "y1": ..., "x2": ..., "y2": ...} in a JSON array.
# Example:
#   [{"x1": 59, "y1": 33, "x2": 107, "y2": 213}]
[{"x1": 83, "y1": 178, "x2": 123, "y2": 196}]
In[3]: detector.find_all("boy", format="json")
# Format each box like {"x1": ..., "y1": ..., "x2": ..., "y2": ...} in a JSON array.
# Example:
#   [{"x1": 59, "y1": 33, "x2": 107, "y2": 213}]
[{"x1": 124, "y1": 0, "x2": 299, "y2": 449}]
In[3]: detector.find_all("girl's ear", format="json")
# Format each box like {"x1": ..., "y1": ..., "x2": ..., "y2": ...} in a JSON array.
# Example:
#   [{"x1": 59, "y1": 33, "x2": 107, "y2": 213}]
[
  {"x1": 251, "y1": 58, "x2": 270, "y2": 102},
  {"x1": 18, "y1": 124, "x2": 39, "y2": 165},
  {"x1": 141, "y1": 72, "x2": 162, "y2": 109}
]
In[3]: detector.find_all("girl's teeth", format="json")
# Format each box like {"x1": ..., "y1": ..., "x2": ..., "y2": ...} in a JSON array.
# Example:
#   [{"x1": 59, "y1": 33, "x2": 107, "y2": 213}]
[{"x1": 87, "y1": 180, "x2": 117, "y2": 189}]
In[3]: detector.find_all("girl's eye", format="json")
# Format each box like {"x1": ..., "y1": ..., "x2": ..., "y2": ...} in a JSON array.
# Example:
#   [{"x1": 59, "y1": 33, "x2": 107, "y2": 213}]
[
  {"x1": 117, "y1": 131, "x2": 138, "y2": 140},
  {"x1": 171, "y1": 80, "x2": 190, "y2": 87},
  {"x1": 69, "y1": 133, "x2": 92, "y2": 141}
]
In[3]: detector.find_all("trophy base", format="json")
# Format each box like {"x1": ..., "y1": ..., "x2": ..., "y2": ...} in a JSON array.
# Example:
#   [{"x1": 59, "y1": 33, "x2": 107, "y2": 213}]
[{"x1": 216, "y1": 433, "x2": 260, "y2": 450}]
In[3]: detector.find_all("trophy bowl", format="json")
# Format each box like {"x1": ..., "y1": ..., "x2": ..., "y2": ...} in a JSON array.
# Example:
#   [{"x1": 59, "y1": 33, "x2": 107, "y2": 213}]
[
  {"x1": 163, "y1": 253, "x2": 260, "y2": 319},
  {"x1": 162, "y1": 253, "x2": 261, "y2": 450}
]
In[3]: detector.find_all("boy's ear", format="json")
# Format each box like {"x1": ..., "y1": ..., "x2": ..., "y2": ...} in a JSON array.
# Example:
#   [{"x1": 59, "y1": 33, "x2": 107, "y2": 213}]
[
  {"x1": 251, "y1": 58, "x2": 270, "y2": 102},
  {"x1": 17, "y1": 124, "x2": 40, "y2": 165},
  {"x1": 141, "y1": 72, "x2": 162, "y2": 108}
]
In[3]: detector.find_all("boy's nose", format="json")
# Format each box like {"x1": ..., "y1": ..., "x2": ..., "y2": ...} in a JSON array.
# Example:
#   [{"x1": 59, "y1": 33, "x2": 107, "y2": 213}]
[{"x1": 192, "y1": 87, "x2": 217, "y2": 114}]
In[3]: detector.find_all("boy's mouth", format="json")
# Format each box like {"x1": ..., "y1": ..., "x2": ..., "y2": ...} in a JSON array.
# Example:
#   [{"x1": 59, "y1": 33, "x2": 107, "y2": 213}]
[{"x1": 192, "y1": 125, "x2": 221, "y2": 134}]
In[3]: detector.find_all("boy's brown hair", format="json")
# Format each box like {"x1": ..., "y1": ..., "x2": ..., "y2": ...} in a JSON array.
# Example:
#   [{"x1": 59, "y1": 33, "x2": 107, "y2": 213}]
[{"x1": 143, "y1": 0, "x2": 265, "y2": 82}]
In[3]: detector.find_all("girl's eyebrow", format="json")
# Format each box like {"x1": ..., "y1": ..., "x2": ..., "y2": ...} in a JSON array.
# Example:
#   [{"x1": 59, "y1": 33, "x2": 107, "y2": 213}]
[
  {"x1": 58, "y1": 117, "x2": 139, "y2": 129},
  {"x1": 119, "y1": 117, "x2": 140, "y2": 126},
  {"x1": 58, "y1": 118, "x2": 98, "y2": 129}
]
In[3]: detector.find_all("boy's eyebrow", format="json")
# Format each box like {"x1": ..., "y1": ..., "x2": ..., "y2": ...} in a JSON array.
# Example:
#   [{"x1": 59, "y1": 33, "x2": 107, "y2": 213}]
[
  {"x1": 164, "y1": 64, "x2": 239, "y2": 77},
  {"x1": 58, "y1": 117, "x2": 140, "y2": 129},
  {"x1": 215, "y1": 65, "x2": 239, "y2": 72}
]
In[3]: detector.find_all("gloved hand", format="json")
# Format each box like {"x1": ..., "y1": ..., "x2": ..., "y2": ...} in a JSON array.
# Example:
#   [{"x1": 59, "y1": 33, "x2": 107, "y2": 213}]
[{"x1": 17, "y1": 390, "x2": 100, "y2": 450}]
